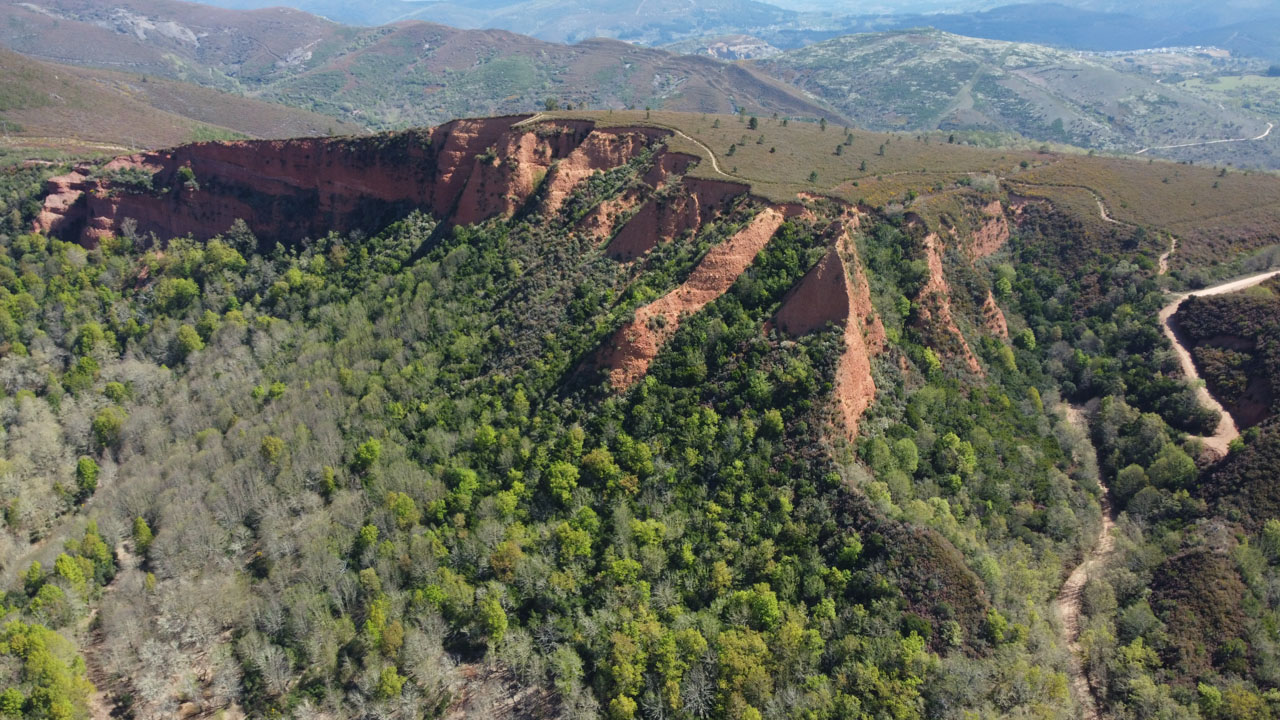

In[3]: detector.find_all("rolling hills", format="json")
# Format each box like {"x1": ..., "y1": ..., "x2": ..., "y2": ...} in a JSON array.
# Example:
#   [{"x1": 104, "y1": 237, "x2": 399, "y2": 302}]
[
  {"x1": 2, "y1": 0, "x2": 1276, "y2": 169},
  {"x1": 0, "y1": 0, "x2": 840, "y2": 130},
  {"x1": 257, "y1": 26, "x2": 838, "y2": 130},
  {"x1": 0, "y1": 48, "x2": 361, "y2": 161},
  {"x1": 752, "y1": 29, "x2": 1274, "y2": 162}
]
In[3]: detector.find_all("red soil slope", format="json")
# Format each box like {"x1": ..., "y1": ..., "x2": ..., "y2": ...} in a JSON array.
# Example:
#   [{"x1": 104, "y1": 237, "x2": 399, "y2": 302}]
[
  {"x1": 917, "y1": 233, "x2": 983, "y2": 374},
  {"x1": 605, "y1": 178, "x2": 748, "y2": 260},
  {"x1": 970, "y1": 199, "x2": 1011, "y2": 259},
  {"x1": 772, "y1": 221, "x2": 886, "y2": 437},
  {"x1": 981, "y1": 290, "x2": 1009, "y2": 338},
  {"x1": 600, "y1": 207, "x2": 790, "y2": 389}
]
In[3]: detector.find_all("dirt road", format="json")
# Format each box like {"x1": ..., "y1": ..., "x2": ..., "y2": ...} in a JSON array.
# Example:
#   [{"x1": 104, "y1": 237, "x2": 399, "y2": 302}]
[
  {"x1": 1136, "y1": 121, "x2": 1274, "y2": 155},
  {"x1": 1159, "y1": 269, "x2": 1280, "y2": 455},
  {"x1": 1056, "y1": 403, "x2": 1113, "y2": 720}
]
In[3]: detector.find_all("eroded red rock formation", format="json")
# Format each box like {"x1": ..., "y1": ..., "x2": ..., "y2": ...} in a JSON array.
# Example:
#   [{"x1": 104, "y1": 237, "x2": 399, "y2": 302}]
[
  {"x1": 34, "y1": 116, "x2": 667, "y2": 247},
  {"x1": 599, "y1": 206, "x2": 790, "y2": 389},
  {"x1": 981, "y1": 289, "x2": 1009, "y2": 338},
  {"x1": 771, "y1": 220, "x2": 885, "y2": 438},
  {"x1": 605, "y1": 178, "x2": 747, "y2": 260},
  {"x1": 970, "y1": 199, "x2": 1011, "y2": 259},
  {"x1": 917, "y1": 232, "x2": 983, "y2": 375}
]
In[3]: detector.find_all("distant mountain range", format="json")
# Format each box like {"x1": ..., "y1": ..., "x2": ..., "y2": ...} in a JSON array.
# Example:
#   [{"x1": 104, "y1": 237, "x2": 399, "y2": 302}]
[
  {"x1": 756, "y1": 29, "x2": 1273, "y2": 158},
  {"x1": 0, "y1": 0, "x2": 1276, "y2": 169},
  {"x1": 0, "y1": 0, "x2": 839, "y2": 133},
  {"x1": 187, "y1": 0, "x2": 1280, "y2": 59}
]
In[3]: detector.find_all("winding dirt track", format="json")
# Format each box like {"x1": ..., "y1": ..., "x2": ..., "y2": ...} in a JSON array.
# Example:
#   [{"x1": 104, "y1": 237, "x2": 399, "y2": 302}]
[
  {"x1": 1057, "y1": 269, "x2": 1280, "y2": 717},
  {"x1": 1159, "y1": 269, "x2": 1280, "y2": 454},
  {"x1": 663, "y1": 125, "x2": 734, "y2": 179},
  {"x1": 1158, "y1": 236, "x2": 1177, "y2": 275},
  {"x1": 1136, "y1": 121, "x2": 1274, "y2": 155},
  {"x1": 1056, "y1": 403, "x2": 1113, "y2": 720}
]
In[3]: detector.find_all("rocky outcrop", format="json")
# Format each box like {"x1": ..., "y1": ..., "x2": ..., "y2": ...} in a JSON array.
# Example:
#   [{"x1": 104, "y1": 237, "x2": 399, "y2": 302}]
[
  {"x1": 600, "y1": 207, "x2": 790, "y2": 389},
  {"x1": 771, "y1": 220, "x2": 885, "y2": 437},
  {"x1": 981, "y1": 290, "x2": 1009, "y2": 338},
  {"x1": 916, "y1": 233, "x2": 983, "y2": 375},
  {"x1": 605, "y1": 178, "x2": 747, "y2": 261},
  {"x1": 34, "y1": 116, "x2": 668, "y2": 248},
  {"x1": 573, "y1": 149, "x2": 696, "y2": 242},
  {"x1": 539, "y1": 127, "x2": 668, "y2": 216},
  {"x1": 970, "y1": 199, "x2": 1010, "y2": 259}
]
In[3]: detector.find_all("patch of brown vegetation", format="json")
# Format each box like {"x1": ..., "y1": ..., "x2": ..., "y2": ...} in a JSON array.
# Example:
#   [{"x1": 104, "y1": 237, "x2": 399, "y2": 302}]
[
  {"x1": 1151, "y1": 546, "x2": 1247, "y2": 680},
  {"x1": 601, "y1": 207, "x2": 787, "y2": 389},
  {"x1": 444, "y1": 663, "x2": 558, "y2": 720},
  {"x1": 916, "y1": 233, "x2": 983, "y2": 374}
]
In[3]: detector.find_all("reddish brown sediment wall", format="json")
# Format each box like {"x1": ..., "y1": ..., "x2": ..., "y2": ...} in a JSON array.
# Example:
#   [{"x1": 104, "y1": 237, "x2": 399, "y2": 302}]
[
  {"x1": 599, "y1": 206, "x2": 793, "y2": 389},
  {"x1": 34, "y1": 116, "x2": 668, "y2": 247},
  {"x1": 604, "y1": 178, "x2": 748, "y2": 261},
  {"x1": 770, "y1": 220, "x2": 886, "y2": 438},
  {"x1": 917, "y1": 232, "x2": 983, "y2": 375}
]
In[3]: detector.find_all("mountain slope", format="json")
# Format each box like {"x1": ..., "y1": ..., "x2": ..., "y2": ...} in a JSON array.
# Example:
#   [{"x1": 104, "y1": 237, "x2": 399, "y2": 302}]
[
  {"x1": 6, "y1": 0, "x2": 1274, "y2": 170},
  {"x1": 260, "y1": 26, "x2": 839, "y2": 130},
  {"x1": 0, "y1": 0, "x2": 357, "y2": 86},
  {"x1": 0, "y1": 48, "x2": 360, "y2": 154},
  {"x1": 5, "y1": 109, "x2": 1280, "y2": 720},
  {"x1": 194, "y1": 0, "x2": 810, "y2": 44},
  {"x1": 753, "y1": 29, "x2": 1271, "y2": 159},
  {"x1": 0, "y1": 0, "x2": 844, "y2": 130}
]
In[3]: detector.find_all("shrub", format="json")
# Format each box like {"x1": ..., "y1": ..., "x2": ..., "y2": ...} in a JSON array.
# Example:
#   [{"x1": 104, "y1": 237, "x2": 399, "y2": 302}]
[
  {"x1": 75, "y1": 457, "x2": 99, "y2": 500},
  {"x1": 174, "y1": 324, "x2": 204, "y2": 359},
  {"x1": 91, "y1": 407, "x2": 127, "y2": 450}
]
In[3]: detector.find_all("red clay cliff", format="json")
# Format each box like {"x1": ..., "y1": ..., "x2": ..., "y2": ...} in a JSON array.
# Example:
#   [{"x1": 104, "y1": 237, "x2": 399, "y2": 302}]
[{"x1": 35, "y1": 116, "x2": 669, "y2": 247}]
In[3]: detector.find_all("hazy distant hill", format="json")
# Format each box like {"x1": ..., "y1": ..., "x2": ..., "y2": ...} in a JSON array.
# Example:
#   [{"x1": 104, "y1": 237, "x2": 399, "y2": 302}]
[
  {"x1": 0, "y1": 47, "x2": 359, "y2": 153},
  {"x1": 188, "y1": 0, "x2": 1280, "y2": 61},
  {"x1": 754, "y1": 30, "x2": 1273, "y2": 160},
  {"x1": 258, "y1": 24, "x2": 838, "y2": 129},
  {"x1": 199, "y1": 0, "x2": 812, "y2": 44},
  {"x1": 0, "y1": 0, "x2": 358, "y2": 87},
  {"x1": 0, "y1": 0, "x2": 841, "y2": 129}
]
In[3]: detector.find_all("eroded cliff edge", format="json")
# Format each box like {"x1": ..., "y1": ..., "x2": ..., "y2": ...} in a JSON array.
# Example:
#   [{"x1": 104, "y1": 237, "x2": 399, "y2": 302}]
[
  {"x1": 34, "y1": 115, "x2": 1018, "y2": 442},
  {"x1": 35, "y1": 115, "x2": 669, "y2": 248}
]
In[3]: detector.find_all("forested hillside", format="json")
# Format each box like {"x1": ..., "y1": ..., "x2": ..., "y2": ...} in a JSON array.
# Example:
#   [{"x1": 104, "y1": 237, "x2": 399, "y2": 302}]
[{"x1": 0, "y1": 112, "x2": 1278, "y2": 719}]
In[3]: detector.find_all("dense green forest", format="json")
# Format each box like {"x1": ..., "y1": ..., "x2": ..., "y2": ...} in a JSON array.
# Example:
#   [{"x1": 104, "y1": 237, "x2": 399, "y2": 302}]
[{"x1": 0, "y1": 144, "x2": 1278, "y2": 720}]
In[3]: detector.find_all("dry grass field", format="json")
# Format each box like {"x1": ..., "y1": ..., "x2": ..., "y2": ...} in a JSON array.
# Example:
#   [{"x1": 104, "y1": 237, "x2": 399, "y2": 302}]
[{"x1": 566, "y1": 109, "x2": 1280, "y2": 270}]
